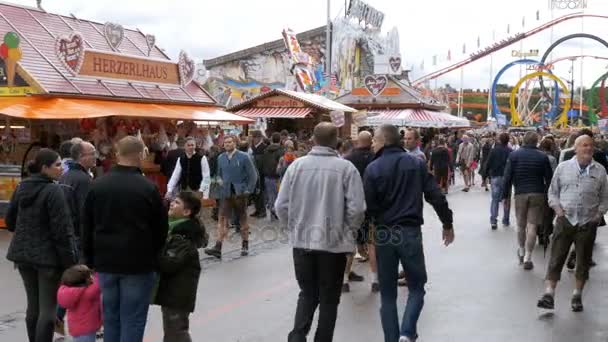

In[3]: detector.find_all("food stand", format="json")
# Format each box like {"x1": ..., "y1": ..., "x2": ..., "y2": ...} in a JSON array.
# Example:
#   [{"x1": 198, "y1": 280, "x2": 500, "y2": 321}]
[
  {"x1": 0, "y1": 3, "x2": 253, "y2": 227},
  {"x1": 335, "y1": 75, "x2": 469, "y2": 133},
  {"x1": 227, "y1": 89, "x2": 357, "y2": 137}
]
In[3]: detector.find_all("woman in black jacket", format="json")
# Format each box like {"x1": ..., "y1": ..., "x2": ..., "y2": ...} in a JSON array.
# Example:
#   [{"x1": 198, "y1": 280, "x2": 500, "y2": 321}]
[{"x1": 6, "y1": 148, "x2": 77, "y2": 342}]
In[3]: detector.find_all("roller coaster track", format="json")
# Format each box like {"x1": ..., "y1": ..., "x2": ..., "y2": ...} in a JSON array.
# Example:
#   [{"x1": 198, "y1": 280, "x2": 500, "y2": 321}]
[{"x1": 412, "y1": 12, "x2": 608, "y2": 86}]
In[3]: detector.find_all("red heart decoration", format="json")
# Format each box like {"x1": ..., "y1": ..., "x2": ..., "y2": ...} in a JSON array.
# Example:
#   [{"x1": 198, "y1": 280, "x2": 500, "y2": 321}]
[
  {"x1": 55, "y1": 31, "x2": 85, "y2": 75},
  {"x1": 364, "y1": 75, "x2": 388, "y2": 97}
]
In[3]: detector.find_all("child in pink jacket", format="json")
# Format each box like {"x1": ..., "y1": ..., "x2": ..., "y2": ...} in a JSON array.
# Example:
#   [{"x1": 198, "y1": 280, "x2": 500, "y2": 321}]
[{"x1": 57, "y1": 265, "x2": 102, "y2": 342}]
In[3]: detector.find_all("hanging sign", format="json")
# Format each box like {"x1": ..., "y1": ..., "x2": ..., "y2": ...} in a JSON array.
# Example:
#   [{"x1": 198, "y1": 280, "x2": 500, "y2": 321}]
[
  {"x1": 352, "y1": 110, "x2": 368, "y2": 126},
  {"x1": 364, "y1": 75, "x2": 388, "y2": 97},
  {"x1": 511, "y1": 49, "x2": 539, "y2": 57},
  {"x1": 55, "y1": 31, "x2": 85, "y2": 75},
  {"x1": 104, "y1": 22, "x2": 124, "y2": 50},
  {"x1": 79, "y1": 50, "x2": 179, "y2": 84},
  {"x1": 330, "y1": 110, "x2": 345, "y2": 127},
  {"x1": 347, "y1": 0, "x2": 385, "y2": 28},
  {"x1": 178, "y1": 50, "x2": 195, "y2": 86},
  {"x1": 0, "y1": 32, "x2": 23, "y2": 87},
  {"x1": 374, "y1": 55, "x2": 402, "y2": 75},
  {"x1": 145, "y1": 34, "x2": 156, "y2": 56}
]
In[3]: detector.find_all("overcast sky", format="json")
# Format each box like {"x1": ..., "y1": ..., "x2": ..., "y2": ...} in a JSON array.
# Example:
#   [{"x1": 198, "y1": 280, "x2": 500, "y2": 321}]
[{"x1": 6, "y1": 0, "x2": 608, "y2": 89}]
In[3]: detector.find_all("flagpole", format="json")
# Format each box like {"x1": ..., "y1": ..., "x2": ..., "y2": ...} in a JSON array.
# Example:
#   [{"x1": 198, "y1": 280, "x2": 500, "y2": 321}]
[
  {"x1": 458, "y1": 65, "x2": 464, "y2": 118},
  {"x1": 579, "y1": 6, "x2": 585, "y2": 125},
  {"x1": 487, "y1": 49, "x2": 494, "y2": 120},
  {"x1": 325, "y1": 0, "x2": 331, "y2": 75}
]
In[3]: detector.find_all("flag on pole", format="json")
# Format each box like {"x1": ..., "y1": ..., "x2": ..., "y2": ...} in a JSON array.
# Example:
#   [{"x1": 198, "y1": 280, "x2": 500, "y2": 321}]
[
  {"x1": 507, "y1": 24, "x2": 510, "y2": 34},
  {"x1": 448, "y1": 49, "x2": 451, "y2": 61},
  {"x1": 432, "y1": 55, "x2": 437, "y2": 66},
  {"x1": 522, "y1": 16, "x2": 525, "y2": 28},
  {"x1": 462, "y1": 43, "x2": 466, "y2": 54},
  {"x1": 420, "y1": 60, "x2": 424, "y2": 70},
  {"x1": 492, "y1": 30, "x2": 496, "y2": 41},
  {"x1": 477, "y1": 36, "x2": 480, "y2": 48},
  {"x1": 536, "y1": 10, "x2": 540, "y2": 20}
]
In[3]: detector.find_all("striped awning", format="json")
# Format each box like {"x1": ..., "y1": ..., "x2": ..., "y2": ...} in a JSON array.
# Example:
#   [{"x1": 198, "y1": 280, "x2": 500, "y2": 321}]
[
  {"x1": 234, "y1": 107, "x2": 312, "y2": 119},
  {"x1": 367, "y1": 109, "x2": 470, "y2": 128}
]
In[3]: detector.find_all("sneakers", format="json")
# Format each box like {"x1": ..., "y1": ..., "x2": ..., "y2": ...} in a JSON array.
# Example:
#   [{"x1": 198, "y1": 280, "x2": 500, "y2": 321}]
[
  {"x1": 241, "y1": 240, "x2": 249, "y2": 257},
  {"x1": 523, "y1": 261, "x2": 534, "y2": 270},
  {"x1": 571, "y1": 295, "x2": 583, "y2": 312},
  {"x1": 341, "y1": 283, "x2": 350, "y2": 293},
  {"x1": 537, "y1": 294, "x2": 555, "y2": 310},
  {"x1": 491, "y1": 224, "x2": 497, "y2": 230},
  {"x1": 348, "y1": 271, "x2": 364, "y2": 282},
  {"x1": 399, "y1": 336, "x2": 414, "y2": 342},
  {"x1": 371, "y1": 282, "x2": 380, "y2": 293}
]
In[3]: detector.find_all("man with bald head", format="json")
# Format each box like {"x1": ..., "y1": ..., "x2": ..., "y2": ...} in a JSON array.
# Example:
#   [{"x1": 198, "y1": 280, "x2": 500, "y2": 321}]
[
  {"x1": 276, "y1": 122, "x2": 365, "y2": 341},
  {"x1": 345, "y1": 130, "x2": 379, "y2": 292},
  {"x1": 537, "y1": 135, "x2": 608, "y2": 313}
]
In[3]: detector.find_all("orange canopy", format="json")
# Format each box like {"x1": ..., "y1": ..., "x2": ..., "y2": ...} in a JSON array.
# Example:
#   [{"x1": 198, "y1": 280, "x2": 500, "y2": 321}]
[{"x1": 0, "y1": 97, "x2": 254, "y2": 123}]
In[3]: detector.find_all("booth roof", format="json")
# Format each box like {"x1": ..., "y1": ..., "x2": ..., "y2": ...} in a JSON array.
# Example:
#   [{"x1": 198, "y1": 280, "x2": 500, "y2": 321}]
[
  {"x1": 0, "y1": 96, "x2": 253, "y2": 123},
  {"x1": 0, "y1": 2, "x2": 216, "y2": 105},
  {"x1": 227, "y1": 89, "x2": 357, "y2": 113}
]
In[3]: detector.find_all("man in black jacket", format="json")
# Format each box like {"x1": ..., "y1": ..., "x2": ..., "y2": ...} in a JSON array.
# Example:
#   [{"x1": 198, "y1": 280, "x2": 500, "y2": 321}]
[
  {"x1": 250, "y1": 130, "x2": 267, "y2": 218},
  {"x1": 260, "y1": 132, "x2": 283, "y2": 220},
  {"x1": 82, "y1": 136, "x2": 168, "y2": 342},
  {"x1": 503, "y1": 132, "x2": 553, "y2": 270},
  {"x1": 364, "y1": 125, "x2": 454, "y2": 342},
  {"x1": 486, "y1": 133, "x2": 512, "y2": 230},
  {"x1": 59, "y1": 141, "x2": 96, "y2": 243}
]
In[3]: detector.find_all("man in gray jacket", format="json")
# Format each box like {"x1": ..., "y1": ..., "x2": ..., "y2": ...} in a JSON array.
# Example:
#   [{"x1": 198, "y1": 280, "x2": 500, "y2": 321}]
[{"x1": 276, "y1": 122, "x2": 366, "y2": 342}]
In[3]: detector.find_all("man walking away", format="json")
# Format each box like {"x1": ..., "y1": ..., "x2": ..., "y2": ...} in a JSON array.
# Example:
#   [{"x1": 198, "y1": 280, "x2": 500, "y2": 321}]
[
  {"x1": 250, "y1": 130, "x2": 267, "y2": 218},
  {"x1": 364, "y1": 125, "x2": 454, "y2": 342},
  {"x1": 81, "y1": 136, "x2": 168, "y2": 342},
  {"x1": 457, "y1": 135, "x2": 476, "y2": 192},
  {"x1": 537, "y1": 135, "x2": 608, "y2": 312},
  {"x1": 486, "y1": 133, "x2": 512, "y2": 230},
  {"x1": 503, "y1": 132, "x2": 552, "y2": 270},
  {"x1": 345, "y1": 131, "x2": 378, "y2": 292},
  {"x1": 276, "y1": 122, "x2": 365, "y2": 342},
  {"x1": 204, "y1": 135, "x2": 258, "y2": 258},
  {"x1": 260, "y1": 132, "x2": 284, "y2": 221},
  {"x1": 429, "y1": 138, "x2": 451, "y2": 194}
]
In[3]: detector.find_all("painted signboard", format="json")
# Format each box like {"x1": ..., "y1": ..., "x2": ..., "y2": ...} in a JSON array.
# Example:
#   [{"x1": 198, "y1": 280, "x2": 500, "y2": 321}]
[
  {"x1": 79, "y1": 50, "x2": 180, "y2": 85},
  {"x1": 253, "y1": 96, "x2": 306, "y2": 108}
]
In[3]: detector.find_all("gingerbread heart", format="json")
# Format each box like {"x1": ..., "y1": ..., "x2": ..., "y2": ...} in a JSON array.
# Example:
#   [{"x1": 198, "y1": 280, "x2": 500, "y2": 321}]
[
  {"x1": 145, "y1": 34, "x2": 156, "y2": 56},
  {"x1": 389, "y1": 57, "x2": 401, "y2": 73},
  {"x1": 55, "y1": 31, "x2": 85, "y2": 75},
  {"x1": 178, "y1": 50, "x2": 195, "y2": 86},
  {"x1": 364, "y1": 75, "x2": 388, "y2": 96},
  {"x1": 104, "y1": 22, "x2": 124, "y2": 50}
]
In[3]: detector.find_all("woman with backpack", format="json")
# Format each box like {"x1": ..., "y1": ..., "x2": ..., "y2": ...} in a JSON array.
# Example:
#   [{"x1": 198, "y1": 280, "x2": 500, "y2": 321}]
[{"x1": 6, "y1": 148, "x2": 77, "y2": 342}]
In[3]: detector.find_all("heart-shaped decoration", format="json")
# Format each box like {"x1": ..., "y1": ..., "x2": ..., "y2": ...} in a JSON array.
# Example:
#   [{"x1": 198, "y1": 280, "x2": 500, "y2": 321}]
[
  {"x1": 364, "y1": 75, "x2": 388, "y2": 97},
  {"x1": 104, "y1": 22, "x2": 124, "y2": 50},
  {"x1": 55, "y1": 31, "x2": 85, "y2": 75},
  {"x1": 389, "y1": 56, "x2": 401, "y2": 73},
  {"x1": 145, "y1": 34, "x2": 155, "y2": 56},
  {"x1": 178, "y1": 50, "x2": 195, "y2": 86}
]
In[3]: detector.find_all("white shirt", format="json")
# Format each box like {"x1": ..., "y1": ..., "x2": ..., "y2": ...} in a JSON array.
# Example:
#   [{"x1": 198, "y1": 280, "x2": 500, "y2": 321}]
[{"x1": 166, "y1": 155, "x2": 211, "y2": 199}]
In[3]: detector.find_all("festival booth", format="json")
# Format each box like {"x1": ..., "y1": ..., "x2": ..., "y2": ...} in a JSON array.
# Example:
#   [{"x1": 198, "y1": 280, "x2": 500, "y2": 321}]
[
  {"x1": 0, "y1": 3, "x2": 253, "y2": 226},
  {"x1": 335, "y1": 75, "x2": 470, "y2": 132},
  {"x1": 227, "y1": 88, "x2": 358, "y2": 136}
]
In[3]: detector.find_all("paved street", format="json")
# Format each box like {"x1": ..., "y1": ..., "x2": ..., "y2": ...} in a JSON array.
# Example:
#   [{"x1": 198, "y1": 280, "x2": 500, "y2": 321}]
[{"x1": 1, "y1": 182, "x2": 608, "y2": 341}]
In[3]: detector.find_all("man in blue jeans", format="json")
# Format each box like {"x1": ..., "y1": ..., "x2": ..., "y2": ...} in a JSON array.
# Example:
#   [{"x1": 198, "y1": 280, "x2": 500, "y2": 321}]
[
  {"x1": 364, "y1": 125, "x2": 455, "y2": 342},
  {"x1": 82, "y1": 136, "x2": 168, "y2": 342},
  {"x1": 485, "y1": 132, "x2": 512, "y2": 230}
]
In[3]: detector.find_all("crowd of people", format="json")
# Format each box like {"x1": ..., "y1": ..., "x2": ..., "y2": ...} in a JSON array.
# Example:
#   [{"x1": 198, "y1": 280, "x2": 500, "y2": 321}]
[{"x1": 4, "y1": 120, "x2": 608, "y2": 342}]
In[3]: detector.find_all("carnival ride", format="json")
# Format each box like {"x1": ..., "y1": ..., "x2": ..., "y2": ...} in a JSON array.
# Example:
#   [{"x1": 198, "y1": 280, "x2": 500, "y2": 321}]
[{"x1": 412, "y1": 12, "x2": 608, "y2": 127}]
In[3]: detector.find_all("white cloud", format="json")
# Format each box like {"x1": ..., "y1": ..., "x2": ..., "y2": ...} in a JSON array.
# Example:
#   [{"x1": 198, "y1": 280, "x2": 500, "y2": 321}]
[{"x1": 6, "y1": 0, "x2": 608, "y2": 88}]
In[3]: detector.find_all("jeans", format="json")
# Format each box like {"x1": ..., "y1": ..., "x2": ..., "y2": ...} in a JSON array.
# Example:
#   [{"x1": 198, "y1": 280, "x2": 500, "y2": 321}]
[
  {"x1": 99, "y1": 272, "x2": 157, "y2": 342},
  {"x1": 264, "y1": 177, "x2": 279, "y2": 212},
  {"x1": 18, "y1": 265, "x2": 62, "y2": 342},
  {"x1": 376, "y1": 227, "x2": 427, "y2": 342},
  {"x1": 162, "y1": 307, "x2": 191, "y2": 342},
  {"x1": 288, "y1": 248, "x2": 347, "y2": 342},
  {"x1": 74, "y1": 333, "x2": 97, "y2": 342},
  {"x1": 490, "y1": 176, "x2": 510, "y2": 225}
]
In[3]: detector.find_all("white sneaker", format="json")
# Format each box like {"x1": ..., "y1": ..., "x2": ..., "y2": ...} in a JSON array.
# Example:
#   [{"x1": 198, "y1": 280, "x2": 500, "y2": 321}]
[{"x1": 399, "y1": 337, "x2": 413, "y2": 342}]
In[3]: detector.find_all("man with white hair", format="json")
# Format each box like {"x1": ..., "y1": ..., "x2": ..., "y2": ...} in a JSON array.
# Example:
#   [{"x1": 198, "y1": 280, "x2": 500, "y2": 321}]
[{"x1": 537, "y1": 135, "x2": 608, "y2": 312}]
